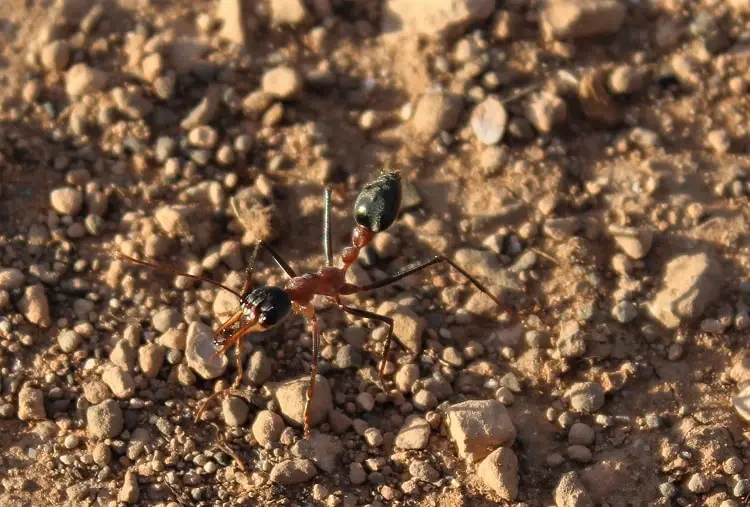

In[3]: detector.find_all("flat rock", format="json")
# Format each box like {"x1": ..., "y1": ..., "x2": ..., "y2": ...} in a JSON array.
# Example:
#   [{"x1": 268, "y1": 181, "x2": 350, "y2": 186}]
[
  {"x1": 478, "y1": 447, "x2": 519, "y2": 501},
  {"x1": 554, "y1": 471, "x2": 593, "y2": 507},
  {"x1": 269, "y1": 458, "x2": 318, "y2": 485},
  {"x1": 647, "y1": 253, "x2": 722, "y2": 329},
  {"x1": 444, "y1": 400, "x2": 517, "y2": 463},
  {"x1": 291, "y1": 432, "x2": 343, "y2": 473},
  {"x1": 541, "y1": 0, "x2": 626, "y2": 40},
  {"x1": 275, "y1": 374, "x2": 333, "y2": 428},
  {"x1": 382, "y1": 0, "x2": 495, "y2": 38},
  {"x1": 395, "y1": 416, "x2": 431, "y2": 450},
  {"x1": 185, "y1": 321, "x2": 228, "y2": 380}
]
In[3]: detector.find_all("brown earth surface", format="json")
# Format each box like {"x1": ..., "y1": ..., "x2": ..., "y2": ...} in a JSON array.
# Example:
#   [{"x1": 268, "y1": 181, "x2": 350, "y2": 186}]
[{"x1": 0, "y1": 0, "x2": 749, "y2": 506}]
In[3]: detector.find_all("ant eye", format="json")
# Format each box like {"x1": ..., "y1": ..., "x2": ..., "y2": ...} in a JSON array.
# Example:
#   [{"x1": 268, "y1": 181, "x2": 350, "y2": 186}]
[{"x1": 354, "y1": 172, "x2": 401, "y2": 232}]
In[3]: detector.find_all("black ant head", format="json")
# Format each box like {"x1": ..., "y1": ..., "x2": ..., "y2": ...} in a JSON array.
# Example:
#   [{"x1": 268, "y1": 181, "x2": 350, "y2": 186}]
[
  {"x1": 353, "y1": 171, "x2": 402, "y2": 233},
  {"x1": 241, "y1": 286, "x2": 292, "y2": 328}
]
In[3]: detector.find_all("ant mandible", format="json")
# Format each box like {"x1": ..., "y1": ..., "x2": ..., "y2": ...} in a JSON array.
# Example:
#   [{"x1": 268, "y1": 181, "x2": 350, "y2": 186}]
[{"x1": 118, "y1": 170, "x2": 502, "y2": 438}]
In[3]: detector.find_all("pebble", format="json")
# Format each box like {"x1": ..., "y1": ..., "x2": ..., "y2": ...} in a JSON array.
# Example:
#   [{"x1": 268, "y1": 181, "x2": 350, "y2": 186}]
[
  {"x1": 181, "y1": 86, "x2": 220, "y2": 130},
  {"x1": 445, "y1": 400, "x2": 516, "y2": 463},
  {"x1": 395, "y1": 364, "x2": 419, "y2": 393},
  {"x1": 92, "y1": 443, "x2": 112, "y2": 466},
  {"x1": 411, "y1": 90, "x2": 462, "y2": 139},
  {"x1": 609, "y1": 225, "x2": 653, "y2": 259},
  {"x1": 275, "y1": 374, "x2": 332, "y2": 428},
  {"x1": 723, "y1": 456, "x2": 743, "y2": 475},
  {"x1": 118, "y1": 470, "x2": 139, "y2": 504},
  {"x1": 222, "y1": 396, "x2": 249, "y2": 427},
  {"x1": 395, "y1": 416, "x2": 431, "y2": 450},
  {"x1": 110, "y1": 339, "x2": 137, "y2": 370},
  {"x1": 217, "y1": 0, "x2": 246, "y2": 45},
  {"x1": 659, "y1": 481, "x2": 678, "y2": 498},
  {"x1": 413, "y1": 389, "x2": 438, "y2": 411},
  {"x1": 101, "y1": 365, "x2": 136, "y2": 399},
  {"x1": 567, "y1": 382, "x2": 605, "y2": 413},
  {"x1": 18, "y1": 384, "x2": 46, "y2": 421},
  {"x1": 541, "y1": 0, "x2": 626, "y2": 40},
  {"x1": 364, "y1": 427, "x2": 383, "y2": 447},
  {"x1": 19, "y1": 284, "x2": 51, "y2": 328},
  {"x1": 262, "y1": 66, "x2": 303, "y2": 100},
  {"x1": 188, "y1": 126, "x2": 219, "y2": 149},
  {"x1": 525, "y1": 92, "x2": 567, "y2": 133},
  {"x1": 269, "y1": 459, "x2": 318, "y2": 485},
  {"x1": 470, "y1": 96, "x2": 508, "y2": 145},
  {"x1": 687, "y1": 472, "x2": 710, "y2": 493},
  {"x1": 245, "y1": 350, "x2": 272, "y2": 386},
  {"x1": 478, "y1": 447, "x2": 519, "y2": 500},
  {"x1": 732, "y1": 385, "x2": 750, "y2": 421},
  {"x1": 554, "y1": 471, "x2": 593, "y2": 507},
  {"x1": 185, "y1": 321, "x2": 228, "y2": 379},
  {"x1": 112, "y1": 87, "x2": 152, "y2": 119},
  {"x1": 50, "y1": 187, "x2": 84, "y2": 215},
  {"x1": 357, "y1": 392, "x2": 375, "y2": 412},
  {"x1": 647, "y1": 253, "x2": 722, "y2": 329},
  {"x1": 65, "y1": 63, "x2": 107, "y2": 98},
  {"x1": 270, "y1": 0, "x2": 309, "y2": 25},
  {"x1": 40, "y1": 40, "x2": 70, "y2": 72},
  {"x1": 349, "y1": 462, "x2": 366, "y2": 485},
  {"x1": 608, "y1": 65, "x2": 643, "y2": 95},
  {"x1": 611, "y1": 301, "x2": 637, "y2": 323},
  {"x1": 84, "y1": 380, "x2": 112, "y2": 405},
  {"x1": 0, "y1": 268, "x2": 24, "y2": 290},
  {"x1": 409, "y1": 460, "x2": 440, "y2": 482},
  {"x1": 63, "y1": 434, "x2": 79, "y2": 449},
  {"x1": 138, "y1": 343, "x2": 165, "y2": 378},
  {"x1": 382, "y1": 0, "x2": 495, "y2": 38},
  {"x1": 291, "y1": 432, "x2": 342, "y2": 473},
  {"x1": 376, "y1": 302, "x2": 425, "y2": 354},
  {"x1": 87, "y1": 399, "x2": 124, "y2": 439},
  {"x1": 568, "y1": 422, "x2": 595, "y2": 446},
  {"x1": 567, "y1": 445, "x2": 593, "y2": 463},
  {"x1": 479, "y1": 145, "x2": 508, "y2": 176},
  {"x1": 557, "y1": 321, "x2": 586, "y2": 358}
]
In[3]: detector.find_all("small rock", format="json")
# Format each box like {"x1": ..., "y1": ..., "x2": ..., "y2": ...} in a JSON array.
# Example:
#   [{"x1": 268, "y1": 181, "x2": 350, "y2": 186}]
[
  {"x1": 217, "y1": 0, "x2": 246, "y2": 45},
  {"x1": 609, "y1": 225, "x2": 653, "y2": 259},
  {"x1": 376, "y1": 302, "x2": 425, "y2": 354},
  {"x1": 58, "y1": 329, "x2": 81, "y2": 353},
  {"x1": 40, "y1": 40, "x2": 70, "y2": 72},
  {"x1": 445, "y1": 400, "x2": 516, "y2": 463},
  {"x1": 155, "y1": 205, "x2": 192, "y2": 238},
  {"x1": 733, "y1": 385, "x2": 750, "y2": 421},
  {"x1": 395, "y1": 416, "x2": 431, "y2": 449},
  {"x1": 471, "y1": 96, "x2": 508, "y2": 145},
  {"x1": 222, "y1": 396, "x2": 249, "y2": 427},
  {"x1": 185, "y1": 321, "x2": 228, "y2": 379},
  {"x1": 395, "y1": 364, "x2": 419, "y2": 393},
  {"x1": 270, "y1": 0, "x2": 309, "y2": 25},
  {"x1": 84, "y1": 380, "x2": 112, "y2": 405},
  {"x1": 19, "y1": 284, "x2": 51, "y2": 328},
  {"x1": 567, "y1": 445, "x2": 593, "y2": 463},
  {"x1": 65, "y1": 63, "x2": 107, "y2": 98},
  {"x1": 269, "y1": 459, "x2": 317, "y2": 485},
  {"x1": 291, "y1": 432, "x2": 343, "y2": 473},
  {"x1": 659, "y1": 481, "x2": 678, "y2": 498},
  {"x1": 101, "y1": 365, "x2": 135, "y2": 398},
  {"x1": 357, "y1": 392, "x2": 375, "y2": 412},
  {"x1": 18, "y1": 384, "x2": 46, "y2": 421},
  {"x1": 526, "y1": 92, "x2": 567, "y2": 133},
  {"x1": 409, "y1": 460, "x2": 440, "y2": 482},
  {"x1": 608, "y1": 65, "x2": 644, "y2": 95},
  {"x1": 262, "y1": 66, "x2": 303, "y2": 100},
  {"x1": 188, "y1": 125, "x2": 219, "y2": 149},
  {"x1": 541, "y1": 0, "x2": 626, "y2": 40},
  {"x1": 349, "y1": 462, "x2": 367, "y2": 485},
  {"x1": 567, "y1": 382, "x2": 605, "y2": 413},
  {"x1": 568, "y1": 422, "x2": 595, "y2": 446},
  {"x1": 181, "y1": 86, "x2": 220, "y2": 130},
  {"x1": 382, "y1": 0, "x2": 495, "y2": 38},
  {"x1": 687, "y1": 472, "x2": 710, "y2": 494},
  {"x1": 118, "y1": 470, "x2": 139, "y2": 504},
  {"x1": 611, "y1": 301, "x2": 637, "y2": 324},
  {"x1": 275, "y1": 375, "x2": 333, "y2": 428},
  {"x1": 647, "y1": 253, "x2": 722, "y2": 329},
  {"x1": 252, "y1": 410, "x2": 285, "y2": 447},
  {"x1": 411, "y1": 90, "x2": 462, "y2": 139},
  {"x1": 477, "y1": 447, "x2": 519, "y2": 501},
  {"x1": 50, "y1": 187, "x2": 84, "y2": 215},
  {"x1": 245, "y1": 349, "x2": 272, "y2": 385},
  {"x1": 138, "y1": 343, "x2": 165, "y2": 378},
  {"x1": 110, "y1": 339, "x2": 137, "y2": 370},
  {"x1": 112, "y1": 87, "x2": 152, "y2": 119},
  {"x1": 87, "y1": 399, "x2": 124, "y2": 439},
  {"x1": 0, "y1": 268, "x2": 24, "y2": 290},
  {"x1": 557, "y1": 320, "x2": 586, "y2": 358},
  {"x1": 554, "y1": 471, "x2": 593, "y2": 507}
]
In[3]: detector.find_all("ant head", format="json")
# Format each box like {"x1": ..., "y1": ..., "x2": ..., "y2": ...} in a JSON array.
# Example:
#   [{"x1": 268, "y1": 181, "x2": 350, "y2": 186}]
[
  {"x1": 353, "y1": 171, "x2": 402, "y2": 233},
  {"x1": 241, "y1": 286, "x2": 292, "y2": 328}
]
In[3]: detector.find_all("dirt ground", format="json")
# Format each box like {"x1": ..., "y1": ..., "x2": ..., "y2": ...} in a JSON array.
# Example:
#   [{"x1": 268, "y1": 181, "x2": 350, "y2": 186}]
[{"x1": 0, "y1": 0, "x2": 749, "y2": 506}]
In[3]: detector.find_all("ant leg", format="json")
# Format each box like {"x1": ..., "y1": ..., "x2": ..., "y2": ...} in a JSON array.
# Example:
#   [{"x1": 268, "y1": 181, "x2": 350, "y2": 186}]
[
  {"x1": 339, "y1": 304, "x2": 394, "y2": 380},
  {"x1": 323, "y1": 186, "x2": 333, "y2": 267},
  {"x1": 303, "y1": 312, "x2": 321, "y2": 439},
  {"x1": 353, "y1": 256, "x2": 502, "y2": 307}
]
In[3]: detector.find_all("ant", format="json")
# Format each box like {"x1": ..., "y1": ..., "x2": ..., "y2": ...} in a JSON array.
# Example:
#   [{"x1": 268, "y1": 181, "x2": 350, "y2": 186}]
[{"x1": 118, "y1": 170, "x2": 502, "y2": 438}]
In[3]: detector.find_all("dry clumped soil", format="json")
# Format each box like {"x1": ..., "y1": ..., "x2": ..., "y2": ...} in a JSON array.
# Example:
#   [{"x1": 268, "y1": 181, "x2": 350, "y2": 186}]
[{"x1": 0, "y1": 0, "x2": 749, "y2": 506}]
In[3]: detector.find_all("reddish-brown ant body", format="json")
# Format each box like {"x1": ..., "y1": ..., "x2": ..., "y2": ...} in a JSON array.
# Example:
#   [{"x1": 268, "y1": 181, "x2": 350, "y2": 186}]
[{"x1": 119, "y1": 170, "x2": 501, "y2": 438}]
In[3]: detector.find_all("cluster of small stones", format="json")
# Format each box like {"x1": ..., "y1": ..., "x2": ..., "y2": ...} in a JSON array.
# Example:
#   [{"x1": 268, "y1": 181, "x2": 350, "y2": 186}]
[{"x1": 0, "y1": 0, "x2": 748, "y2": 505}]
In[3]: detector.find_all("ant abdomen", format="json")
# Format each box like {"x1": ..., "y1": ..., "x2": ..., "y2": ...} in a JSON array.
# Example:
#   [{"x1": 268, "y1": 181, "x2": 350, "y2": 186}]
[
  {"x1": 353, "y1": 171, "x2": 402, "y2": 233},
  {"x1": 242, "y1": 286, "x2": 292, "y2": 327}
]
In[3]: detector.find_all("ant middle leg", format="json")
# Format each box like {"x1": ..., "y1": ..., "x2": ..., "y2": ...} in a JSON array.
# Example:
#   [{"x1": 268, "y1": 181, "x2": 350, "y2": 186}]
[
  {"x1": 302, "y1": 312, "x2": 321, "y2": 439},
  {"x1": 351, "y1": 256, "x2": 502, "y2": 307},
  {"x1": 323, "y1": 186, "x2": 333, "y2": 267},
  {"x1": 338, "y1": 304, "x2": 394, "y2": 380}
]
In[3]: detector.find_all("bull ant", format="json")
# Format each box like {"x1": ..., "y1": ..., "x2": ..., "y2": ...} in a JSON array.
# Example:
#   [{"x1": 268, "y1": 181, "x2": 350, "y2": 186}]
[{"x1": 118, "y1": 170, "x2": 501, "y2": 438}]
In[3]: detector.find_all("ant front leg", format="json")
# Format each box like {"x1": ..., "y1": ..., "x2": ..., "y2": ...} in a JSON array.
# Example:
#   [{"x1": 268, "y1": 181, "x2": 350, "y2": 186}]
[
  {"x1": 323, "y1": 186, "x2": 333, "y2": 267},
  {"x1": 339, "y1": 304, "x2": 394, "y2": 381}
]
